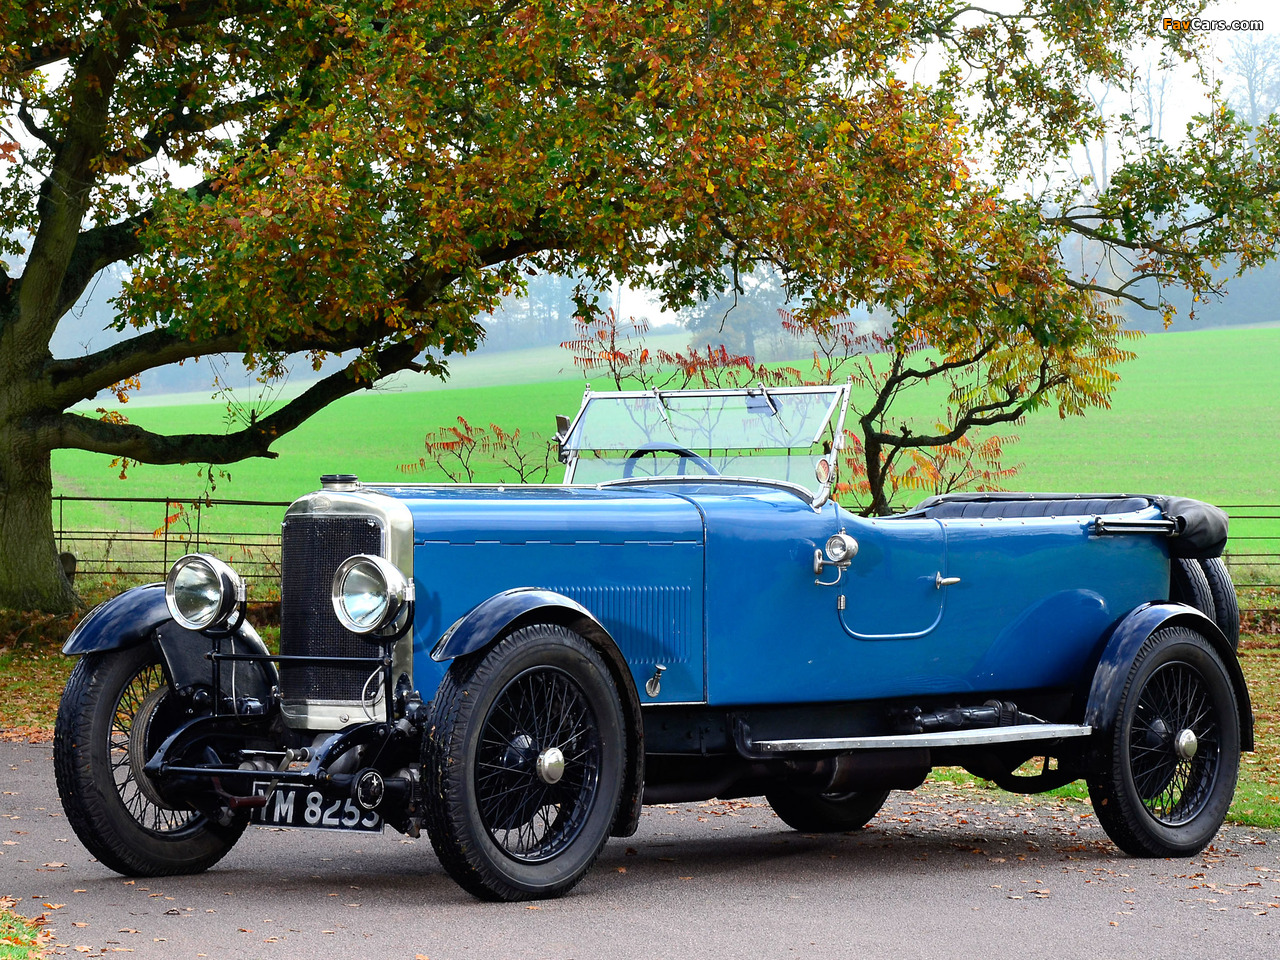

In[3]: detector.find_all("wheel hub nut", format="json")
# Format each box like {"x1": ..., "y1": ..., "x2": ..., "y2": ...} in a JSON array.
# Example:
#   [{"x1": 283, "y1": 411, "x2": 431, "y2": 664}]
[
  {"x1": 1174, "y1": 728, "x2": 1198, "y2": 760},
  {"x1": 536, "y1": 747, "x2": 566, "y2": 784}
]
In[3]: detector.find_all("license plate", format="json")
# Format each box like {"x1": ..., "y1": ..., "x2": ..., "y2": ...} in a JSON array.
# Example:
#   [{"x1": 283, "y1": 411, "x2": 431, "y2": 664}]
[{"x1": 250, "y1": 782, "x2": 382, "y2": 832}]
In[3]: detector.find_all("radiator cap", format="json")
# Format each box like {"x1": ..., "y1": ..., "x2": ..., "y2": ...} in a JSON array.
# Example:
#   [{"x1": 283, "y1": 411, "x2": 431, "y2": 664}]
[{"x1": 320, "y1": 474, "x2": 360, "y2": 492}]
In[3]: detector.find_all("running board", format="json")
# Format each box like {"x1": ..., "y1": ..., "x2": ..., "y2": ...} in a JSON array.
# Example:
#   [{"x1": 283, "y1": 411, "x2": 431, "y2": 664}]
[{"x1": 746, "y1": 723, "x2": 1093, "y2": 754}]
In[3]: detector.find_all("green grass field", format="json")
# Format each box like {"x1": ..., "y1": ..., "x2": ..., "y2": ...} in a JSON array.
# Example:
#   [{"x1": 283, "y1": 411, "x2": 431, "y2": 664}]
[{"x1": 51, "y1": 325, "x2": 1280, "y2": 535}]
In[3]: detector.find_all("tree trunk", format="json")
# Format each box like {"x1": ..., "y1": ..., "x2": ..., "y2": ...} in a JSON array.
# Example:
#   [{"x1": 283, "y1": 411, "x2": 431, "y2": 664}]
[
  {"x1": 862, "y1": 431, "x2": 892, "y2": 518},
  {"x1": 0, "y1": 423, "x2": 77, "y2": 614}
]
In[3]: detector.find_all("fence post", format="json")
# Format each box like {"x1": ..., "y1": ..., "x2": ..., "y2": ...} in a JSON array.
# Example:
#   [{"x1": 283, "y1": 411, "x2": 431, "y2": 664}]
[{"x1": 162, "y1": 499, "x2": 170, "y2": 574}]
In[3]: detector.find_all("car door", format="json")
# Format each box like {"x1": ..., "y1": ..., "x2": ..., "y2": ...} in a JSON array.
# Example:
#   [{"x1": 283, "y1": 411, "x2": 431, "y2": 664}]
[{"x1": 833, "y1": 512, "x2": 948, "y2": 640}]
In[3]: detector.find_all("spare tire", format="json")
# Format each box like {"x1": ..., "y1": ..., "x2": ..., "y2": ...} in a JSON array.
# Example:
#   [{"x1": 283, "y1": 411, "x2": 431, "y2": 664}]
[
  {"x1": 1170, "y1": 557, "x2": 1215, "y2": 616},
  {"x1": 1198, "y1": 557, "x2": 1240, "y2": 649},
  {"x1": 1169, "y1": 557, "x2": 1220, "y2": 639}
]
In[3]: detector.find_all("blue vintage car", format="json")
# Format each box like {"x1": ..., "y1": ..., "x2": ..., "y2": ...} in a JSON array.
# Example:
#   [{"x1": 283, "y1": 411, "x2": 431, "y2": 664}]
[{"x1": 54, "y1": 384, "x2": 1251, "y2": 901}]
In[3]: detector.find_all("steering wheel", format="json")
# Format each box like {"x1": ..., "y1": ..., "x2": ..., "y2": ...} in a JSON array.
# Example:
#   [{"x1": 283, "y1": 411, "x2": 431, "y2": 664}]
[{"x1": 621, "y1": 444, "x2": 720, "y2": 479}]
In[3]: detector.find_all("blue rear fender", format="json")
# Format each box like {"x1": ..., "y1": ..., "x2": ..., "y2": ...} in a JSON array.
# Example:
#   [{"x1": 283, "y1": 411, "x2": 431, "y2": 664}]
[
  {"x1": 1083, "y1": 602, "x2": 1253, "y2": 753},
  {"x1": 62, "y1": 582, "x2": 277, "y2": 701},
  {"x1": 429, "y1": 587, "x2": 645, "y2": 838}
]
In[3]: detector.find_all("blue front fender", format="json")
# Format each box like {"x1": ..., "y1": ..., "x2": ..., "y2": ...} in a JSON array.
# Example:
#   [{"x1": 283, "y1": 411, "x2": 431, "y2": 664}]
[
  {"x1": 431, "y1": 587, "x2": 602, "y2": 662},
  {"x1": 429, "y1": 586, "x2": 645, "y2": 839},
  {"x1": 1083, "y1": 602, "x2": 1253, "y2": 752}
]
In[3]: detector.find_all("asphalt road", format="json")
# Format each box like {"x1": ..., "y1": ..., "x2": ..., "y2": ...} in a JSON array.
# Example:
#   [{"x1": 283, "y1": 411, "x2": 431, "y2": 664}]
[{"x1": 2, "y1": 739, "x2": 1278, "y2": 960}]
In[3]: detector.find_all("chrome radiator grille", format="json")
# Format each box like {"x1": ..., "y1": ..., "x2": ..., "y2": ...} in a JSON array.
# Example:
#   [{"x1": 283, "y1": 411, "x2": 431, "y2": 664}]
[{"x1": 279, "y1": 514, "x2": 383, "y2": 702}]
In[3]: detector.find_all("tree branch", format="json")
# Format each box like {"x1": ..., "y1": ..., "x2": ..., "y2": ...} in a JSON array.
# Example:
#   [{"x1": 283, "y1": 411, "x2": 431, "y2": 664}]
[
  {"x1": 37, "y1": 339, "x2": 423, "y2": 463},
  {"x1": 52, "y1": 175, "x2": 227, "y2": 321},
  {"x1": 885, "y1": 340, "x2": 1000, "y2": 390},
  {"x1": 43, "y1": 327, "x2": 247, "y2": 406},
  {"x1": 1063, "y1": 276, "x2": 1159, "y2": 310},
  {"x1": 11, "y1": 2, "x2": 265, "y2": 72},
  {"x1": 12, "y1": 37, "x2": 82, "y2": 73},
  {"x1": 1048, "y1": 196, "x2": 1280, "y2": 259},
  {"x1": 16, "y1": 98, "x2": 58, "y2": 150},
  {"x1": 1048, "y1": 216, "x2": 1188, "y2": 257},
  {"x1": 43, "y1": 312, "x2": 433, "y2": 408},
  {"x1": 157, "y1": 1, "x2": 267, "y2": 31},
  {"x1": 871, "y1": 361, "x2": 1064, "y2": 450},
  {"x1": 43, "y1": 214, "x2": 550, "y2": 407},
  {"x1": 105, "y1": 91, "x2": 283, "y2": 169},
  {"x1": 53, "y1": 216, "x2": 148, "y2": 320},
  {"x1": 14, "y1": 7, "x2": 145, "y2": 361}
]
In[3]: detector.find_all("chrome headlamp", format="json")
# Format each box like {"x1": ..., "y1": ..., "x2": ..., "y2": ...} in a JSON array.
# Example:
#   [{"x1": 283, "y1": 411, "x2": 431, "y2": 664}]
[
  {"x1": 331, "y1": 554, "x2": 413, "y2": 635},
  {"x1": 165, "y1": 554, "x2": 245, "y2": 631}
]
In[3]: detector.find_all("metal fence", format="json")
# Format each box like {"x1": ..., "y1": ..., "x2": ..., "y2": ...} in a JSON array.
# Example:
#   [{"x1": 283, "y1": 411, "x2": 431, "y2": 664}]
[
  {"x1": 52, "y1": 495, "x2": 1280, "y2": 609},
  {"x1": 53, "y1": 495, "x2": 291, "y2": 588},
  {"x1": 1219, "y1": 504, "x2": 1280, "y2": 614}
]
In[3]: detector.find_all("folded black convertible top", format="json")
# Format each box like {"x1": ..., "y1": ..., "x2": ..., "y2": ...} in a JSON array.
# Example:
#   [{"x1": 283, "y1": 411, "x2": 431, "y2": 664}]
[{"x1": 902, "y1": 492, "x2": 1228, "y2": 560}]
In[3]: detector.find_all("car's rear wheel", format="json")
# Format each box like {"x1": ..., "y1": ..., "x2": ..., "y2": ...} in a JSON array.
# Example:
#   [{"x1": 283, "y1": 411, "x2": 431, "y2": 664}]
[
  {"x1": 1087, "y1": 626, "x2": 1239, "y2": 858},
  {"x1": 765, "y1": 787, "x2": 889, "y2": 833},
  {"x1": 53, "y1": 643, "x2": 245, "y2": 875},
  {"x1": 422, "y1": 624, "x2": 626, "y2": 901}
]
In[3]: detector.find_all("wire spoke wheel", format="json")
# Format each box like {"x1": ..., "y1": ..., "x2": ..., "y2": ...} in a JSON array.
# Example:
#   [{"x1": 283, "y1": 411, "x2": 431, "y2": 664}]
[
  {"x1": 53, "y1": 644, "x2": 246, "y2": 876},
  {"x1": 475, "y1": 666, "x2": 602, "y2": 862},
  {"x1": 1087, "y1": 625, "x2": 1241, "y2": 859},
  {"x1": 1129, "y1": 661, "x2": 1219, "y2": 826},
  {"x1": 423, "y1": 624, "x2": 626, "y2": 901},
  {"x1": 111, "y1": 662, "x2": 200, "y2": 835}
]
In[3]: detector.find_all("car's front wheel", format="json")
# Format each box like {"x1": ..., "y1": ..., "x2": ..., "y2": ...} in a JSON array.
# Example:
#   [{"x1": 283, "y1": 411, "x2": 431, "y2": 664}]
[
  {"x1": 1087, "y1": 625, "x2": 1240, "y2": 858},
  {"x1": 422, "y1": 623, "x2": 626, "y2": 901},
  {"x1": 765, "y1": 787, "x2": 889, "y2": 833},
  {"x1": 53, "y1": 643, "x2": 245, "y2": 875}
]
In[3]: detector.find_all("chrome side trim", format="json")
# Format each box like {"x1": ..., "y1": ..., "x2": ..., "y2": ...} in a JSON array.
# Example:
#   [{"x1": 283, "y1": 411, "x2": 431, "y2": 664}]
[
  {"x1": 750, "y1": 724, "x2": 1093, "y2": 752},
  {"x1": 1094, "y1": 517, "x2": 1179, "y2": 536}
]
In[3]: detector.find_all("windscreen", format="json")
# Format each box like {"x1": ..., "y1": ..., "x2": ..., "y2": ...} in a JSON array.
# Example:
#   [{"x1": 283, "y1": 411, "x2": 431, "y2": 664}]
[
  {"x1": 563, "y1": 388, "x2": 843, "y2": 453},
  {"x1": 562, "y1": 387, "x2": 846, "y2": 486}
]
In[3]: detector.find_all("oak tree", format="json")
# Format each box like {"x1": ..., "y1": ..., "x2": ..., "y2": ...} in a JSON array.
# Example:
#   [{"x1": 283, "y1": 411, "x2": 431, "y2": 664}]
[{"x1": 3, "y1": 1, "x2": 1279, "y2": 610}]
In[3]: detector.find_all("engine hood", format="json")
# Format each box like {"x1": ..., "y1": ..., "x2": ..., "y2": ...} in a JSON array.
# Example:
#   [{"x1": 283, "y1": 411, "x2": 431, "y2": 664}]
[{"x1": 362, "y1": 483, "x2": 706, "y2": 545}]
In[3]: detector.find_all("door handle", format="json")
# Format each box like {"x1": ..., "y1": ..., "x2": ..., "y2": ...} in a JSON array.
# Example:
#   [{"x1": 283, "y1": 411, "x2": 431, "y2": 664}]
[{"x1": 935, "y1": 572, "x2": 961, "y2": 589}]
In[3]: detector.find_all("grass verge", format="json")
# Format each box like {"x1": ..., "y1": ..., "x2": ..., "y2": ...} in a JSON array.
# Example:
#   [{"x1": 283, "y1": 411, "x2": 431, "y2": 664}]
[{"x1": 0, "y1": 899, "x2": 47, "y2": 960}]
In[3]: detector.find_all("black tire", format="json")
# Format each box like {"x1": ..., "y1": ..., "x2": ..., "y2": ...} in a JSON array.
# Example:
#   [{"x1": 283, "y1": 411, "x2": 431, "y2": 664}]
[
  {"x1": 53, "y1": 644, "x2": 246, "y2": 876},
  {"x1": 1170, "y1": 557, "x2": 1216, "y2": 625},
  {"x1": 1086, "y1": 626, "x2": 1239, "y2": 858},
  {"x1": 765, "y1": 788, "x2": 889, "y2": 833},
  {"x1": 422, "y1": 624, "x2": 626, "y2": 901},
  {"x1": 1198, "y1": 557, "x2": 1240, "y2": 650}
]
